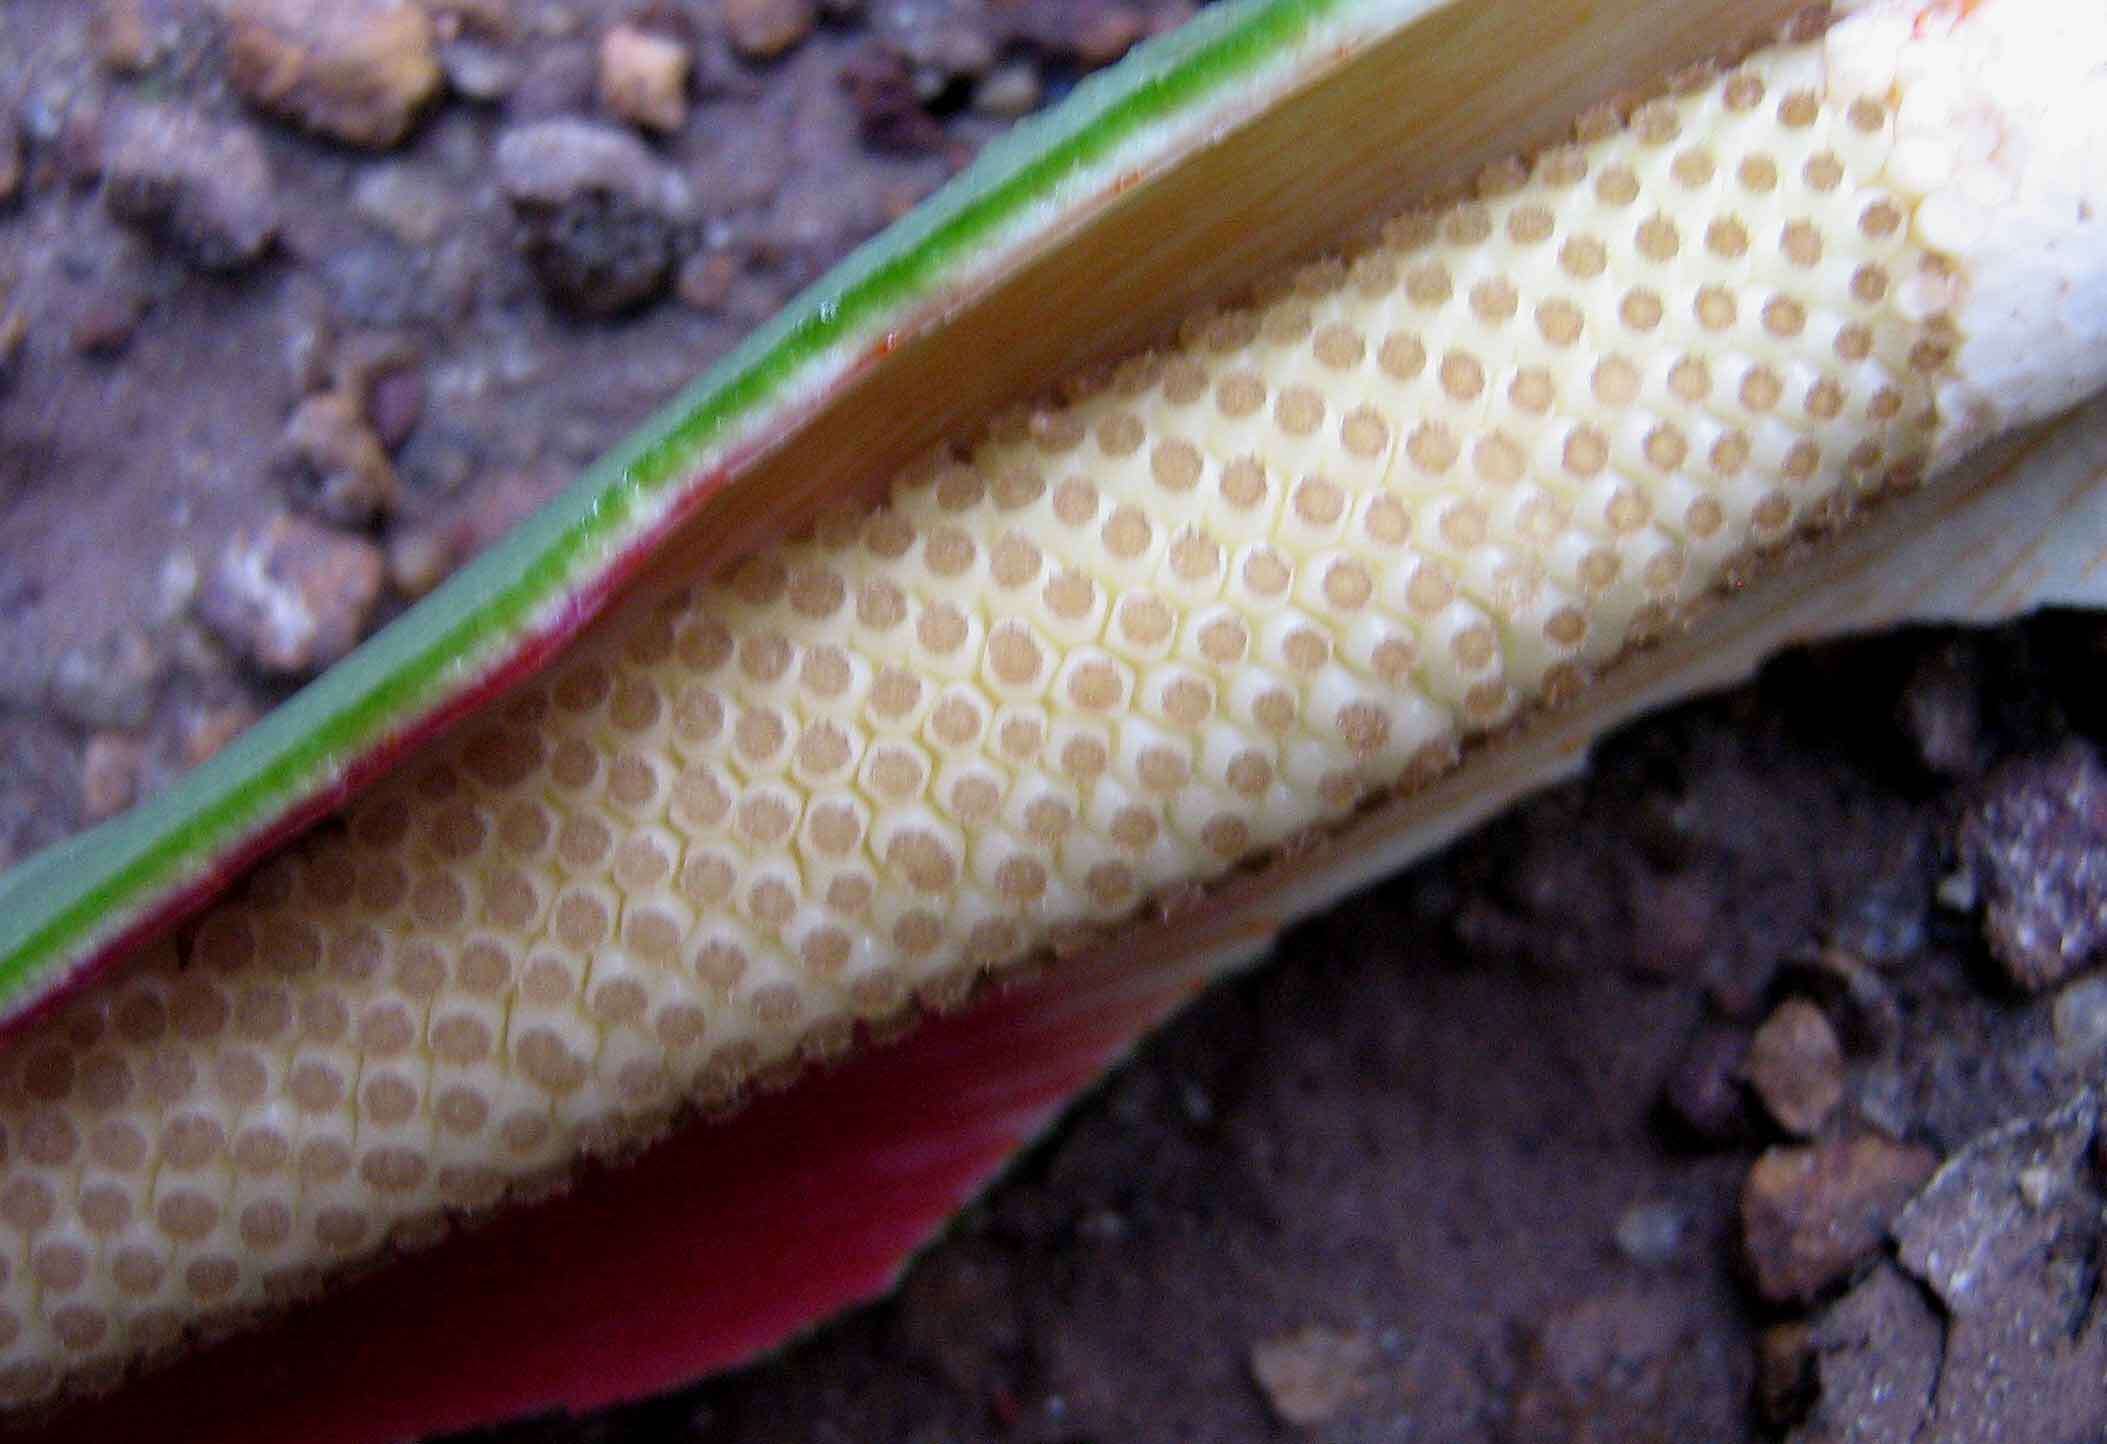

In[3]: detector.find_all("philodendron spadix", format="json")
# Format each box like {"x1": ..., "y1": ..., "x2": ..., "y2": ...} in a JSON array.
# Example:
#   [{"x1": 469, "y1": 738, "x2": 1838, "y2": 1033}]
[{"x1": 3, "y1": 0, "x2": 2106, "y2": 1436}]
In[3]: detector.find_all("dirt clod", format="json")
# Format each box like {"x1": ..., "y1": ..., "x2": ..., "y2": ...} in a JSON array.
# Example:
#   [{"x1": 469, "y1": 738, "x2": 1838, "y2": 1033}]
[
  {"x1": 1744, "y1": 998, "x2": 1846, "y2": 1137},
  {"x1": 1248, "y1": 1325, "x2": 1373, "y2": 1428},
  {"x1": 227, "y1": 0, "x2": 443, "y2": 149},
  {"x1": 1740, "y1": 1136, "x2": 1939, "y2": 1304},
  {"x1": 494, "y1": 119, "x2": 694, "y2": 315}
]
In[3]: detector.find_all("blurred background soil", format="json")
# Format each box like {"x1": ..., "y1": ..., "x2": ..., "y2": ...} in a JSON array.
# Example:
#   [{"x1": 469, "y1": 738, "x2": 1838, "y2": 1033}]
[{"x1": 3, "y1": 3, "x2": 2105, "y2": 1441}]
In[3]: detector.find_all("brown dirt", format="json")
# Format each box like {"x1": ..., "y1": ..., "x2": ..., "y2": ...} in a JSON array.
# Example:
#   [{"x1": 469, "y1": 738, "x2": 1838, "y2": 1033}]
[{"x1": 4, "y1": 4, "x2": 2106, "y2": 1442}]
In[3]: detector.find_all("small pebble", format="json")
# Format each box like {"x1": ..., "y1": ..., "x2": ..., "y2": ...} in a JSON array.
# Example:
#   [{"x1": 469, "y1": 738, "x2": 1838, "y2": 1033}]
[
  {"x1": 80, "y1": 733, "x2": 146, "y2": 822},
  {"x1": 2050, "y1": 974, "x2": 2107, "y2": 1060},
  {"x1": 386, "y1": 527, "x2": 454, "y2": 598},
  {"x1": 972, "y1": 61, "x2": 1042, "y2": 118},
  {"x1": 1249, "y1": 1326, "x2": 1374, "y2": 1427},
  {"x1": 725, "y1": 0, "x2": 817, "y2": 61},
  {"x1": 1743, "y1": 997, "x2": 1846, "y2": 1137},
  {"x1": 599, "y1": 24, "x2": 692, "y2": 134},
  {"x1": 1740, "y1": 1136, "x2": 1939, "y2": 1303},
  {"x1": 676, "y1": 251, "x2": 739, "y2": 312},
  {"x1": 277, "y1": 391, "x2": 401, "y2": 525},
  {"x1": 228, "y1": 0, "x2": 443, "y2": 149},
  {"x1": 440, "y1": 38, "x2": 521, "y2": 101},
  {"x1": 182, "y1": 701, "x2": 260, "y2": 768},
  {"x1": 197, "y1": 513, "x2": 384, "y2": 675}
]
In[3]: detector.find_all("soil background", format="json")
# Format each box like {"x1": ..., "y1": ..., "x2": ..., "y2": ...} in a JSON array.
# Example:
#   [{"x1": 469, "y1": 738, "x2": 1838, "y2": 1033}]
[{"x1": 3, "y1": 3, "x2": 2106, "y2": 1442}]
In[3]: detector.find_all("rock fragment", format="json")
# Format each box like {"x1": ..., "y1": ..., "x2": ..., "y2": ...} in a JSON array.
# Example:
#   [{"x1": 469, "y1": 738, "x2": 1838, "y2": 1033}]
[
  {"x1": 198, "y1": 513, "x2": 383, "y2": 675},
  {"x1": 1744, "y1": 999, "x2": 1846, "y2": 1137},
  {"x1": 1249, "y1": 1325, "x2": 1373, "y2": 1427},
  {"x1": 277, "y1": 391, "x2": 401, "y2": 525},
  {"x1": 1960, "y1": 743, "x2": 2107, "y2": 991},
  {"x1": 1740, "y1": 1136, "x2": 1938, "y2": 1303},
  {"x1": 599, "y1": 24, "x2": 691, "y2": 133},
  {"x1": 227, "y1": 0, "x2": 443, "y2": 149},
  {"x1": 1872, "y1": 1093, "x2": 2107, "y2": 1443},
  {"x1": 1785, "y1": 1265, "x2": 1940, "y2": 1444},
  {"x1": 494, "y1": 119, "x2": 693, "y2": 315},
  {"x1": 102, "y1": 105, "x2": 280, "y2": 272}
]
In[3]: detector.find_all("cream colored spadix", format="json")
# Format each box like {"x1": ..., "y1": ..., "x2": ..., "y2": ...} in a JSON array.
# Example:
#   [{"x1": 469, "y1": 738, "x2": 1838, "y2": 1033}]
[{"x1": 2, "y1": 0, "x2": 2105, "y2": 1408}]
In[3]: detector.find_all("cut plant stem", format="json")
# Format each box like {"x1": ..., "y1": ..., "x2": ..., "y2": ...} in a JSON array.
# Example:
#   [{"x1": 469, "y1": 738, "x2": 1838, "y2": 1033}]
[{"x1": 0, "y1": 0, "x2": 2103, "y2": 1409}]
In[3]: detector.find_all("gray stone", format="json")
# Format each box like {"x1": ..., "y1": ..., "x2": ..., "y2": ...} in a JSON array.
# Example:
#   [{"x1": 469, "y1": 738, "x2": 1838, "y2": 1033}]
[{"x1": 103, "y1": 105, "x2": 279, "y2": 272}]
